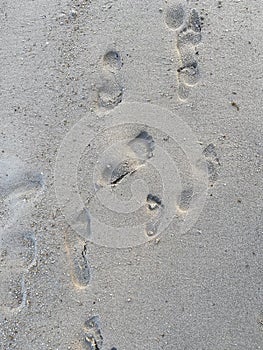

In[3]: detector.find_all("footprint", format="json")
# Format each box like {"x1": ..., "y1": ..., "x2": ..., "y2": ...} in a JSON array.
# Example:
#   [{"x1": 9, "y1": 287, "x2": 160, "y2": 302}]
[
  {"x1": 164, "y1": 2, "x2": 202, "y2": 101},
  {"x1": 97, "y1": 79, "x2": 123, "y2": 112},
  {"x1": 128, "y1": 131, "x2": 155, "y2": 161},
  {"x1": 65, "y1": 226, "x2": 91, "y2": 289},
  {"x1": 0, "y1": 272, "x2": 27, "y2": 314},
  {"x1": 83, "y1": 316, "x2": 103, "y2": 350},
  {"x1": 145, "y1": 194, "x2": 164, "y2": 237},
  {"x1": 0, "y1": 155, "x2": 42, "y2": 314},
  {"x1": 177, "y1": 187, "x2": 194, "y2": 212},
  {"x1": 202, "y1": 143, "x2": 220, "y2": 184},
  {"x1": 96, "y1": 49, "x2": 124, "y2": 113},
  {"x1": 97, "y1": 131, "x2": 155, "y2": 188}
]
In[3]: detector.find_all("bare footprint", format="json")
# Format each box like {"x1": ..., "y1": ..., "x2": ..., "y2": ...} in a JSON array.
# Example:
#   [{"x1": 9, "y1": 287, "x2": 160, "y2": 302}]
[
  {"x1": 65, "y1": 225, "x2": 91, "y2": 289},
  {"x1": 145, "y1": 193, "x2": 164, "y2": 237},
  {"x1": 0, "y1": 155, "x2": 43, "y2": 314},
  {"x1": 164, "y1": 1, "x2": 202, "y2": 101},
  {"x1": 96, "y1": 49, "x2": 124, "y2": 113},
  {"x1": 177, "y1": 187, "x2": 194, "y2": 212},
  {"x1": 202, "y1": 143, "x2": 221, "y2": 184},
  {"x1": 97, "y1": 130, "x2": 155, "y2": 188},
  {"x1": 0, "y1": 231, "x2": 37, "y2": 313},
  {"x1": 83, "y1": 316, "x2": 103, "y2": 350}
]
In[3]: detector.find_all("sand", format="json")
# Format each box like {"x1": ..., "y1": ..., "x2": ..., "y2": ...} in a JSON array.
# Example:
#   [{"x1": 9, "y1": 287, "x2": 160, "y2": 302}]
[{"x1": 0, "y1": 0, "x2": 262, "y2": 349}]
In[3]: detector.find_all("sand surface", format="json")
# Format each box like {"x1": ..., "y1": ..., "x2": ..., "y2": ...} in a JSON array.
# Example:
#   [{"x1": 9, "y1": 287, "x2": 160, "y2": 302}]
[{"x1": 0, "y1": 0, "x2": 262, "y2": 349}]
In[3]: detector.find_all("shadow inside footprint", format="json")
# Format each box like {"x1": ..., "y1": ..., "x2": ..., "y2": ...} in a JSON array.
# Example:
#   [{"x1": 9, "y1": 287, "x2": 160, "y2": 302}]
[
  {"x1": 83, "y1": 316, "x2": 103, "y2": 350},
  {"x1": 103, "y1": 50, "x2": 123, "y2": 73},
  {"x1": 188, "y1": 8, "x2": 202, "y2": 36},
  {"x1": 145, "y1": 194, "x2": 164, "y2": 237}
]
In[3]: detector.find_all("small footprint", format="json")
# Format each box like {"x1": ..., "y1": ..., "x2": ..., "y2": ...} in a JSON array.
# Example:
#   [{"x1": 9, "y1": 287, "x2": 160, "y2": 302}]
[
  {"x1": 164, "y1": 1, "x2": 202, "y2": 101},
  {"x1": 202, "y1": 143, "x2": 220, "y2": 184},
  {"x1": 145, "y1": 194, "x2": 164, "y2": 237},
  {"x1": 65, "y1": 226, "x2": 91, "y2": 289},
  {"x1": 96, "y1": 49, "x2": 124, "y2": 113},
  {"x1": 83, "y1": 316, "x2": 103, "y2": 350}
]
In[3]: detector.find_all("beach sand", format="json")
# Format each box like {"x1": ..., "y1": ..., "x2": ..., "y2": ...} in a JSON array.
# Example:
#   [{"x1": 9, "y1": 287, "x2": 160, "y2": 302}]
[{"x1": 0, "y1": 0, "x2": 262, "y2": 349}]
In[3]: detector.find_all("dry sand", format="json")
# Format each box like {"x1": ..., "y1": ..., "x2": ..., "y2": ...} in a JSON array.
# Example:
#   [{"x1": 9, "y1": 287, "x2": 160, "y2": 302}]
[{"x1": 0, "y1": 0, "x2": 262, "y2": 349}]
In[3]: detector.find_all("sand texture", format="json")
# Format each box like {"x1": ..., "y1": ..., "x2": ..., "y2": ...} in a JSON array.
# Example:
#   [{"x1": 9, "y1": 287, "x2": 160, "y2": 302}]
[{"x1": 0, "y1": 0, "x2": 262, "y2": 349}]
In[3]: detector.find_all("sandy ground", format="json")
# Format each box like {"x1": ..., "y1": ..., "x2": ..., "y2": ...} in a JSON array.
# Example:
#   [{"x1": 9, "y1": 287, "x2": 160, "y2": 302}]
[{"x1": 0, "y1": 0, "x2": 262, "y2": 349}]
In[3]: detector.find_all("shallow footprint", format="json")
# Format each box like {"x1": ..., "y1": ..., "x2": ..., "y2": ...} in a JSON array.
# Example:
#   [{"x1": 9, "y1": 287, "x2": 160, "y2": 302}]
[
  {"x1": 177, "y1": 81, "x2": 190, "y2": 100},
  {"x1": 96, "y1": 49, "x2": 124, "y2": 113},
  {"x1": 177, "y1": 187, "x2": 194, "y2": 212},
  {"x1": 0, "y1": 229, "x2": 37, "y2": 314},
  {"x1": 65, "y1": 228, "x2": 91, "y2": 289},
  {"x1": 202, "y1": 143, "x2": 220, "y2": 184},
  {"x1": 164, "y1": 2, "x2": 202, "y2": 100},
  {"x1": 165, "y1": 1, "x2": 186, "y2": 30},
  {"x1": 0, "y1": 271, "x2": 27, "y2": 313},
  {"x1": 128, "y1": 131, "x2": 155, "y2": 161},
  {"x1": 97, "y1": 79, "x2": 123, "y2": 112},
  {"x1": 0, "y1": 156, "x2": 42, "y2": 314},
  {"x1": 177, "y1": 42, "x2": 200, "y2": 88},
  {"x1": 188, "y1": 8, "x2": 202, "y2": 42}
]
